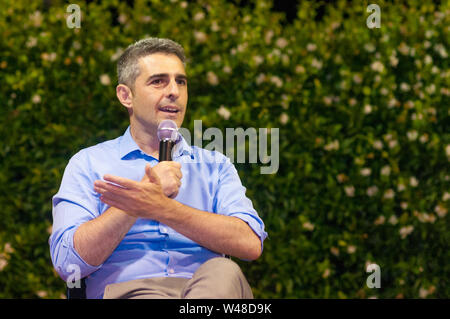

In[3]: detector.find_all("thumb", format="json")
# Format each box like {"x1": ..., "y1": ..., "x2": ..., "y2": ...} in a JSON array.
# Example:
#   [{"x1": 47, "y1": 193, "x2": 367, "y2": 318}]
[{"x1": 146, "y1": 164, "x2": 161, "y2": 185}]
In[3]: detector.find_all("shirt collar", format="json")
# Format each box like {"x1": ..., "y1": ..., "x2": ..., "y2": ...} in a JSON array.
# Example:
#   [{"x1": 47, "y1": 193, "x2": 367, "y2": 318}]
[{"x1": 119, "y1": 126, "x2": 194, "y2": 160}]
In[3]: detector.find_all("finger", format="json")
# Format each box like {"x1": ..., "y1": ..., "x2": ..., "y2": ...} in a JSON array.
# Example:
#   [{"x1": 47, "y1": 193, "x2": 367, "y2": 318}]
[
  {"x1": 147, "y1": 165, "x2": 161, "y2": 185},
  {"x1": 170, "y1": 161, "x2": 181, "y2": 169},
  {"x1": 100, "y1": 195, "x2": 126, "y2": 211},
  {"x1": 168, "y1": 190, "x2": 178, "y2": 199},
  {"x1": 173, "y1": 168, "x2": 182, "y2": 180},
  {"x1": 95, "y1": 180, "x2": 130, "y2": 196},
  {"x1": 103, "y1": 174, "x2": 138, "y2": 189}
]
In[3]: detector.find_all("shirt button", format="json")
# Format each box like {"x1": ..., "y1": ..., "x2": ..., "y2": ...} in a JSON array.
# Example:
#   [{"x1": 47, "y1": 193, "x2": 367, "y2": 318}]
[{"x1": 168, "y1": 268, "x2": 175, "y2": 274}]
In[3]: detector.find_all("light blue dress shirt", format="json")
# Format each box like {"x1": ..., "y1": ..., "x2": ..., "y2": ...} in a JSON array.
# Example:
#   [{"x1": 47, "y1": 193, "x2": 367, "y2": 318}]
[{"x1": 49, "y1": 126, "x2": 268, "y2": 299}]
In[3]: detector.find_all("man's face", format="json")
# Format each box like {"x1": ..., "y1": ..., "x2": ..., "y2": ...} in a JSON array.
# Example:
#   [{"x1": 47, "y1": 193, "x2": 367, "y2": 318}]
[{"x1": 126, "y1": 53, "x2": 188, "y2": 132}]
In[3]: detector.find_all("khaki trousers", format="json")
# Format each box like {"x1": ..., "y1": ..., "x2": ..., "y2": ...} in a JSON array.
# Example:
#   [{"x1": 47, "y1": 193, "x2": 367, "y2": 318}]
[{"x1": 103, "y1": 257, "x2": 254, "y2": 299}]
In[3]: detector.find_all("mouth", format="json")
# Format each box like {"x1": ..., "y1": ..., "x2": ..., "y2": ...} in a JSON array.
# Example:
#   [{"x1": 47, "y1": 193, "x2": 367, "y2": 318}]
[{"x1": 158, "y1": 105, "x2": 181, "y2": 114}]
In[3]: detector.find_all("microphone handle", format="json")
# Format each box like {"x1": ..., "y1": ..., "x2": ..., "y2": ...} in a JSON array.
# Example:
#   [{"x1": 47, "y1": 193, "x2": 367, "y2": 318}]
[{"x1": 159, "y1": 140, "x2": 175, "y2": 161}]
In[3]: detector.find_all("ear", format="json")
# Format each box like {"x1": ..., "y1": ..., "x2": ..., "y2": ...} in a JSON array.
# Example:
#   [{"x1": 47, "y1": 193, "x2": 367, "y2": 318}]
[{"x1": 116, "y1": 84, "x2": 133, "y2": 112}]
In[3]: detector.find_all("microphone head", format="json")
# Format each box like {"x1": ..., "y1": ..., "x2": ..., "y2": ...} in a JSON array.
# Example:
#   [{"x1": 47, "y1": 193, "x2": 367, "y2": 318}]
[{"x1": 157, "y1": 119, "x2": 179, "y2": 142}]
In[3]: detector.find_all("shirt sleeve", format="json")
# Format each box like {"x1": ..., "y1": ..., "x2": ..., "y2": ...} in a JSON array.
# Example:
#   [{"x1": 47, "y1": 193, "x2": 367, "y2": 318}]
[
  {"x1": 49, "y1": 151, "x2": 103, "y2": 281},
  {"x1": 213, "y1": 157, "x2": 268, "y2": 255}
]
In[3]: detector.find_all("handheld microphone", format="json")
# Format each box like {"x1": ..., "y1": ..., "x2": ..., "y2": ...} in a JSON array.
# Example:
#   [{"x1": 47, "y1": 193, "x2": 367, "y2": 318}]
[{"x1": 157, "y1": 120, "x2": 179, "y2": 161}]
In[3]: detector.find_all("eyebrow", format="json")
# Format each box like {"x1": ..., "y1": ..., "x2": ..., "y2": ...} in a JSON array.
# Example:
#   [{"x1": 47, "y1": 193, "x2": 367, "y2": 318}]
[{"x1": 146, "y1": 73, "x2": 187, "y2": 83}]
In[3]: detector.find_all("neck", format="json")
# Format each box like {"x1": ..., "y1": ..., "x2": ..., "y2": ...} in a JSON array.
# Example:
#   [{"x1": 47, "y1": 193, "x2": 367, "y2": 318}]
[{"x1": 129, "y1": 121, "x2": 160, "y2": 159}]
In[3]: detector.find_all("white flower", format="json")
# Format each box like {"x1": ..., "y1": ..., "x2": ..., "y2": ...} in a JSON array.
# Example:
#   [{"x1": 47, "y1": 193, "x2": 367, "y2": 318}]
[
  {"x1": 399, "y1": 225, "x2": 414, "y2": 239},
  {"x1": 275, "y1": 38, "x2": 288, "y2": 49},
  {"x1": 140, "y1": 15, "x2": 152, "y2": 23},
  {"x1": 311, "y1": 58, "x2": 322, "y2": 70},
  {"x1": 373, "y1": 140, "x2": 383, "y2": 150},
  {"x1": 409, "y1": 176, "x2": 419, "y2": 187},
  {"x1": 110, "y1": 48, "x2": 124, "y2": 62},
  {"x1": 253, "y1": 55, "x2": 264, "y2": 66},
  {"x1": 306, "y1": 43, "x2": 317, "y2": 52},
  {"x1": 424, "y1": 55, "x2": 433, "y2": 65},
  {"x1": 322, "y1": 268, "x2": 330, "y2": 278},
  {"x1": 381, "y1": 165, "x2": 391, "y2": 176},
  {"x1": 374, "y1": 215, "x2": 385, "y2": 225},
  {"x1": 445, "y1": 144, "x2": 450, "y2": 157},
  {"x1": 347, "y1": 245, "x2": 357, "y2": 254},
  {"x1": 367, "y1": 186, "x2": 378, "y2": 197},
  {"x1": 217, "y1": 105, "x2": 230, "y2": 120},
  {"x1": 344, "y1": 185, "x2": 355, "y2": 197},
  {"x1": 434, "y1": 204, "x2": 448, "y2": 218},
  {"x1": 30, "y1": 10, "x2": 43, "y2": 27},
  {"x1": 194, "y1": 31, "x2": 207, "y2": 43},
  {"x1": 295, "y1": 65, "x2": 305, "y2": 74},
  {"x1": 118, "y1": 14, "x2": 128, "y2": 24},
  {"x1": 0, "y1": 255, "x2": 8, "y2": 271},
  {"x1": 281, "y1": 94, "x2": 289, "y2": 109},
  {"x1": 32, "y1": 94, "x2": 41, "y2": 104},
  {"x1": 193, "y1": 11, "x2": 205, "y2": 21},
  {"x1": 397, "y1": 183, "x2": 406, "y2": 192},
  {"x1": 388, "y1": 215, "x2": 398, "y2": 225},
  {"x1": 353, "y1": 74, "x2": 363, "y2": 84},
  {"x1": 360, "y1": 168, "x2": 371, "y2": 176},
  {"x1": 223, "y1": 65, "x2": 232, "y2": 74},
  {"x1": 398, "y1": 42, "x2": 410, "y2": 55},
  {"x1": 426, "y1": 84, "x2": 436, "y2": 94},
  {"x1": 400, "y1": 202, "x2": 408, "y2": 210},
  {"x1": 383, "y1": 189, "x2": 395, "y2": 199},
  {"x1": 264, "y1": 30, "x2": 274, "y2": 44},
  {"x1": 407, "y1": 130, "x2": 418, "y2": 141},
  {"x1": 279, "y1": 113, "x2": 289, "y2": 125},
  {"x1": 364, "y1": 43, "x2": 376, "y2": 53},
  {"x1": 390, "y1": 55, "x2": 399, "y2": 67},
  {"x1": 324, "y1": 140, "x2": 339, "y2": 151},
  {"x1": 26, "y1": 37, "x2": 38, "y2": 48},
  {"x1": 443, "y1": 192, "x2": 450, "y2": 201},
  {"x1": 302, "y1": 222, "x2": 315, "y2": 231},
  {"x1": 417, "y1": 134, "x2": 427, "y2": 144},
  {"x1": 323, "y1": 96, "x2": 333, "y2": 106},
  {"x1": 330, "y1": 247, "x2": 340, "y2": 256},
  {"x1": 371, "y1": 61, "x2": 384, "y2": 73},
  {"x1": 99, "y1": 74, "x2": 111, "y2": 85},
  {"x1": 400, "y1": 82, "x2": 410, "y2": 92},
  {"x1": 388, "y1": 140, "x2": 398, "y2": 149},
  {"x1": 210, "y1": 20, "x2": 220, "y2": 32},
  {"x1": 434, "y1": 43, "x2": 448, "y2": 58},
  {"x1": 270, "y1": 76, "x2": 283, "y2": 88},
  {"x1": 256, "y1": 73, "x2": 266, "y2": 85},
  {"x1": 207, "y1": 71, "x2": 219, "y2": 86},
  {"x1": 364, "y1": 104, "x2": 372, "y2": 114}
]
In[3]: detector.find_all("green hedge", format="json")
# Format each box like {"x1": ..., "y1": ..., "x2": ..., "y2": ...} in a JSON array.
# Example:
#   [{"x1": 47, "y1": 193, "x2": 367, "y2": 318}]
[{"x1": 0, "y1": 0, "x2": 448, "y2": 298}]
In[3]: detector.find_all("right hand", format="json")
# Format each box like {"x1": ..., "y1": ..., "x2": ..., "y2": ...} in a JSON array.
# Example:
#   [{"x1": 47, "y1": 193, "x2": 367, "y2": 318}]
[{"x1": 141, "y1": 162, "x2": 182, "y2": 199}]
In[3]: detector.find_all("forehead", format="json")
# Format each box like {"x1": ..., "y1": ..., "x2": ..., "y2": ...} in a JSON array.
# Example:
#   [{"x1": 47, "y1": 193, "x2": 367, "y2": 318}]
[{"x1": 137, "y1": 53, "x2": 186, "y2": 77}]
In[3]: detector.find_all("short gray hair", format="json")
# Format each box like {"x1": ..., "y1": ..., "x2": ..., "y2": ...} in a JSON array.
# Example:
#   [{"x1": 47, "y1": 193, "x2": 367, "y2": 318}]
[{"x1": 117, "y1": 37, "x2": 186, "y2": 90}]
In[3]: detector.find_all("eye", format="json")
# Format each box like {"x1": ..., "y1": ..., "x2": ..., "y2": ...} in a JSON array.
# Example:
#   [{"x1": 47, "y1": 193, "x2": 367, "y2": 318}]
[
  {"x1": 177, "y1": 79, "x2": 187, "y2": 85},
  {"x1": 151, "y1": 78, "x2": 163, "y2": 85}
]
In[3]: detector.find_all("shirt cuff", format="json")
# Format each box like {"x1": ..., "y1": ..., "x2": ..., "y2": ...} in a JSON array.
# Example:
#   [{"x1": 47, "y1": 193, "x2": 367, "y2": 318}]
[
  {"x1": 229, "y1": 212, "x2": 268, "y2": 254},
  {"x1": 55, "y1": 226, "x2": 103, "y2": 282}
]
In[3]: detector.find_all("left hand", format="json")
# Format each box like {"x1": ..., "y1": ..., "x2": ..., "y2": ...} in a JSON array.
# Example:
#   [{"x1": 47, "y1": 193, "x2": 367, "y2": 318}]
[{"x1": 94, "y1": 164, "x2": 170, "y2": 219}]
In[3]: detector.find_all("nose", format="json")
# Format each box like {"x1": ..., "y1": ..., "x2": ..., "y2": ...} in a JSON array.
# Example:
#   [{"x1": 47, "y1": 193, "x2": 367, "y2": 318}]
[{"x1": 166, "y1": 78, "x2": 180, "y2": 101}]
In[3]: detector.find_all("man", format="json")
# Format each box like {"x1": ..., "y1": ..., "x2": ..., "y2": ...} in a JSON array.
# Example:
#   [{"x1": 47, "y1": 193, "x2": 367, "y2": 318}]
[{"x1": 49, "y1": 38, "x2": 267, "y2": 299}]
